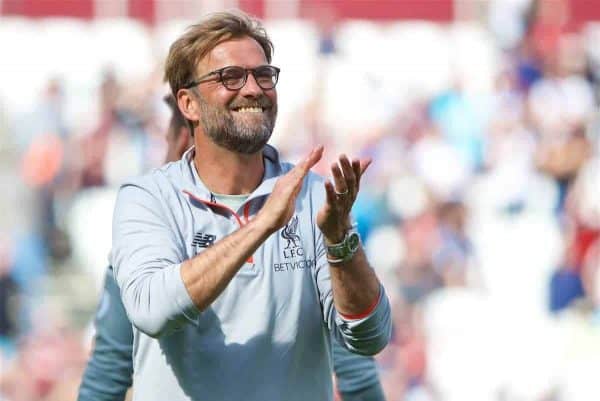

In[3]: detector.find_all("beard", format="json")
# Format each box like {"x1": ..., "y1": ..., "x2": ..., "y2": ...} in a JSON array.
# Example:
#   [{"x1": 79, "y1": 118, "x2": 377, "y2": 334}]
[{"x1": 197, "y1": 93, "x2": 277, "y2": 154}]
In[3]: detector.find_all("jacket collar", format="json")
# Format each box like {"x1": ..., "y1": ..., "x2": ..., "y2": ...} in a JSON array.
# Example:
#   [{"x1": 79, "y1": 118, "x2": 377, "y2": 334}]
[{"x1": 181, "y1": 144, "x2": 283, "y2": 204}]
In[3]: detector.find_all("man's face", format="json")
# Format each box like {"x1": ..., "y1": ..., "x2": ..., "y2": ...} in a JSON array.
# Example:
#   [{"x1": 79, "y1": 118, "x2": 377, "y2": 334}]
[{"x1": 192, "y1": 36, "x2": 278, "y2": 154}]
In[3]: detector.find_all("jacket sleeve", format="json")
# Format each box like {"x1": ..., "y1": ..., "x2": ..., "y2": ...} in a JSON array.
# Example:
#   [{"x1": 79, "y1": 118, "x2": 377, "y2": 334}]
[
  {"x1": 111, "y1": 182, "x2": 199, "y2": 338},
  {"x1": 308, "y1": 175, "x2": 392, "y2": 356},
  {"x1": 331, "y1": 337, "x2": 384, "y2": 397},
  {"x1": 78, "y1": 267, "x2": 133, "y2": 401}
]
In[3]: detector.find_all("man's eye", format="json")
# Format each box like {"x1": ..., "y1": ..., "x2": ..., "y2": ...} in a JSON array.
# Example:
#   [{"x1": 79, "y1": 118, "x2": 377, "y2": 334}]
[{"x1": 222, "y1": 70, "x2": 244, "y2": 80}]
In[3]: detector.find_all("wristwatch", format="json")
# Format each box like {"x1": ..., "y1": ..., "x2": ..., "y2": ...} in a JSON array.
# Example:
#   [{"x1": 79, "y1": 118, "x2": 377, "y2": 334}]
[{"x1": 326, "y1": 226, "x2": 361, "y2": 264}]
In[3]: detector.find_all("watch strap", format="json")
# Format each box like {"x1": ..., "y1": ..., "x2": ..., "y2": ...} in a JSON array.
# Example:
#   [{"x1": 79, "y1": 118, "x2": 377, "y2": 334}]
[{"x1": 326, "y1": 225, "x2": 360, "y2": 264}]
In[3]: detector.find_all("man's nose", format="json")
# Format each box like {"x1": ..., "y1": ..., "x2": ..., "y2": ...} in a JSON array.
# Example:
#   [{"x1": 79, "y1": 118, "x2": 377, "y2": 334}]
[{"x1": 239, "y1": 72, "x2": 263, "y2": 97}]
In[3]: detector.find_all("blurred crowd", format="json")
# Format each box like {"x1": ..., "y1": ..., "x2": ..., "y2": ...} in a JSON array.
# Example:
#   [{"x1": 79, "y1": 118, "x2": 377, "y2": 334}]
[{"x1": 1, "y1": 0, "x2": 599, "y2": 400}]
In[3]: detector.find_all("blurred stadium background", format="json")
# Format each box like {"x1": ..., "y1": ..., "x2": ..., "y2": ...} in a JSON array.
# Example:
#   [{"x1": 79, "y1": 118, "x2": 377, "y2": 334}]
[{"x1": 1, "y1": 0, "x2": 600, "y2": 400}]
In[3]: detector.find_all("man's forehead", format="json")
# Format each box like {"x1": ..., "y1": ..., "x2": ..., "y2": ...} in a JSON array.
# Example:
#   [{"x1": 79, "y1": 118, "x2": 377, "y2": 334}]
[{"x1": 197, "y1": 36, "x2": 267, "y2": 74}]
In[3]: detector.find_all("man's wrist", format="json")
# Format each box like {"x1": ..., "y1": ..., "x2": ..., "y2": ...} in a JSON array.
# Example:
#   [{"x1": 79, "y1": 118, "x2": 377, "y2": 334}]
[
  {"x1": 323, "y1": 233, "x2": 346, "y2": 246},
  {"x1": 325, "y1": 223, "x2": 360, "y2": 265},
  {"x1": 247, "y1": 216, "x2": 275, "y2": 242},
  {"x1": 322, "y1": 219, "x2": 353, "y2": 245}
]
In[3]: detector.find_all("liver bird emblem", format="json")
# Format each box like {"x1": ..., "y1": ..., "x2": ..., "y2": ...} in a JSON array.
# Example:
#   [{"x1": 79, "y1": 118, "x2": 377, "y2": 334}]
[{"x1": 281, "y1": 215, "x2": 301, "y2": 249}]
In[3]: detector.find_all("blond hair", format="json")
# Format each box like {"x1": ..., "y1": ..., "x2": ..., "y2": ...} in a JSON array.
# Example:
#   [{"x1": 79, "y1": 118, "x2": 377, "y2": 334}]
[{"x1": 164, "y1": 10, "x2": 273, "y2": 96}]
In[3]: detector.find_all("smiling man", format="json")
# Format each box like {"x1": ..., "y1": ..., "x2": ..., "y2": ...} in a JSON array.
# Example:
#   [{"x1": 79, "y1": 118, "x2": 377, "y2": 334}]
[{"x1": 111, "y1": 11, "x2": 391, "y2": 401}]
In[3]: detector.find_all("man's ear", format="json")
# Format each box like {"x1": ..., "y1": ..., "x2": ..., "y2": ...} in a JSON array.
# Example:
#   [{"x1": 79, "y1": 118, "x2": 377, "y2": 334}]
[{"x1": 177, "y1": 89, "x2": 200, "y2": 122}]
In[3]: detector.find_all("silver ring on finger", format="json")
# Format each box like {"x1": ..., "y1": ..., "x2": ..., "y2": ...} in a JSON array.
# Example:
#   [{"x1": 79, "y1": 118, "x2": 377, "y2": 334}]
[{"x1": 335, "y1": 189, "x2": 349, "y2": 196}]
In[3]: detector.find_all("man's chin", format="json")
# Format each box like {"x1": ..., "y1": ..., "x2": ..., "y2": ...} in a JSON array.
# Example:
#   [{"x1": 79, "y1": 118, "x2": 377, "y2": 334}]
[
  {"x1": 226, "y1": 141, "x2": 268, "y2": 155},
  {"x1": 212, "y1": 132, "x2": 271, "y2": 155},
  {"x1": 237, "y1": 134, "x2": 271, "y2": 154}
]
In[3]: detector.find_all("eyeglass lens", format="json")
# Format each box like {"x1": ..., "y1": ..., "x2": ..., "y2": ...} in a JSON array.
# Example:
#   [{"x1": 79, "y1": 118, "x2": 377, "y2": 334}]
[{"x1": 221, "y1": 66, "x2": 278, "y2": 90}]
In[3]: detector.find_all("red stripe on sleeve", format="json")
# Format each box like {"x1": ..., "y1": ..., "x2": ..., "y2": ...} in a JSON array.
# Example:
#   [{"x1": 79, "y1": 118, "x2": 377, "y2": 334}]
[{"x1": 337, "y1": 288, "x2": 380, "y2": 320}]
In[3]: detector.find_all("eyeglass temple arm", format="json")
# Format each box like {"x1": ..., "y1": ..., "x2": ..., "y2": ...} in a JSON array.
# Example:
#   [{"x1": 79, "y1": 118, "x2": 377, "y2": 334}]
[{"x1": 184, "y1": 71, "x2": 220, "y2": 88}]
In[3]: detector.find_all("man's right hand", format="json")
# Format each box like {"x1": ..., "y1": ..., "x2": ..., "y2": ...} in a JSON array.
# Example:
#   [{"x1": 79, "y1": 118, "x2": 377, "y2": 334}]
[
  {"x1": 256, "y1": 146, "x2": 324, "y2": 234},
  {"x1": 177, "y1": 146, "x2": 324, "y2": 315}
]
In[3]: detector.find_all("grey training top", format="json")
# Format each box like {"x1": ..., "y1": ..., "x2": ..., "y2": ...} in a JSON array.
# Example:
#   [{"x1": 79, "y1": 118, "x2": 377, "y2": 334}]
[
  {"x1": 77, "y1": 267, "x2": 384, "y2": 401},
  {"x1": 111, "y1": 145, "x2": 391, "y2": 401}
]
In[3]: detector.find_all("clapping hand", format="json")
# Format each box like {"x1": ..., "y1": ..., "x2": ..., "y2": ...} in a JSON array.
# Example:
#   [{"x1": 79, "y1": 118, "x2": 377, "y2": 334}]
[{"x1": 317, "y1": 155, "x2": 371, "y2": 244}]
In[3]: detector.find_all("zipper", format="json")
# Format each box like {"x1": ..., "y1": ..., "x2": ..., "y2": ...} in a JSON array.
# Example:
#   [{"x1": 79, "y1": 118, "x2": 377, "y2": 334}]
[{"x1": 183, "y1": 189, "x2": 254, "y2": 263}]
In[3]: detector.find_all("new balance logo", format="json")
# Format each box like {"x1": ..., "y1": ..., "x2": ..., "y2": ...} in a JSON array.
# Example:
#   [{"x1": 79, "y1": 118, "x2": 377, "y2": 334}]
[{"x1": 192, "y1": 232, "x2": 216, "y2": 248}]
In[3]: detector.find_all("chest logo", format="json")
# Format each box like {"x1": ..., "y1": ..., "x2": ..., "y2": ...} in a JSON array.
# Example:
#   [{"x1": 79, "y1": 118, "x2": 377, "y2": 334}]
[
  {"x1": 281, "y1": 215, "x2": 301, "y2": 249},
  {"x1": 192, "y1": 232, "x2": 217, "y2": 250},
  {"x1": 280, "y1": 216, "x2": 304, "y2": 259},
  {"x1": 274, "y1": 216, "x2": 315, "y2": 272}
]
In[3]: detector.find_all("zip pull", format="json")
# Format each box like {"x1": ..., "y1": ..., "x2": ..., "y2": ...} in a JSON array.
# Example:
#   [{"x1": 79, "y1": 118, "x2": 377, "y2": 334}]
[
  {"x1": 183, "y1": 189, "x2": 254, "y2": 264},
  {"x1": 243, "y1": 202, "x2": 251, "y2": 225}
]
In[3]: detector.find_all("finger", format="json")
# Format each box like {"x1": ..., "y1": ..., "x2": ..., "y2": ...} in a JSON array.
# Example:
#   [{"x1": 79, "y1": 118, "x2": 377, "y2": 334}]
[
  {"x1": 324, "y1": 180, "x2": 337, "y2": 206},
  {"x1": 331, "y1": 162, "x2": 348, "y2": 195},
  {"x1": 359, "y1": 158, "x2": 372, "y2": 176},
  {"x1": 352, "y1": 159, "x2": 361, "y2": 192},
  {"x1": 338, "y1": 155, "x2": 356, "y2": 197},
  {"x1": 286, "y1": 145, "x2": 324, "y2": 188},
  {"x1": 296, "y1": 145, "x2": 324, "y2": 177}
]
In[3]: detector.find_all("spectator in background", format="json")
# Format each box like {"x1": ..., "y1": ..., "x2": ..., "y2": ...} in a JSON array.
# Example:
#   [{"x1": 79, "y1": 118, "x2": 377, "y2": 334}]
[
  {"x1": 550, "y1": 133, "x2": 600, "y2": 312},
  {"x1": 564, "y1": 134, "x2": 600, "y2": 269},
  {"x1": 77, "y1": 94, "x2": 191, "y2": 401},
  {"x1": 79, "y1": 72, "x2": 120, "y2": 188},
  {"x1": 429, "y1": 79, "x2": 486, "y2": 174},
  {"x1": 432, "y1": 200, "x2": 474, "y2": 287},
  {"x1": 530, "y1": 34, "x2": 594, "y2": 211},
  {"x1": 0, "y1": 319, "x2": 87, "y2": 401},
  {"x1": 0, "y1": 236, "x2": 19, "y2": 353},
  {"x1": 79, "y1": 71, "x2": 152, "y2": 189},
  {"x1": 549, "y1": 239, "x2": 600, "y2": 401}
]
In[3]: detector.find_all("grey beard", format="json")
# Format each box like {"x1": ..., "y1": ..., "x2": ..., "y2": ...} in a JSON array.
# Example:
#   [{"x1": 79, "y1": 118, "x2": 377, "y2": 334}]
[{"x1": 198, "y1": 96, "x2": 277, "y2": 155}]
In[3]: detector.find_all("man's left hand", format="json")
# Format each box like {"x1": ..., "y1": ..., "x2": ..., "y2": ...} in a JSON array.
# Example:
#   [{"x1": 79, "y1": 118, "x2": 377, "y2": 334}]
[{"x1": 317, "y1": 155, "x2": 371, "y2": 244}]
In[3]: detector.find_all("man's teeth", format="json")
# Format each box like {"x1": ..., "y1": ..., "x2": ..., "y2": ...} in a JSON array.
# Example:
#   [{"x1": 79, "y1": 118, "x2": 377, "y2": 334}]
[{"x1": 236, "y1": 107, "x2": 263, "y2": 113}]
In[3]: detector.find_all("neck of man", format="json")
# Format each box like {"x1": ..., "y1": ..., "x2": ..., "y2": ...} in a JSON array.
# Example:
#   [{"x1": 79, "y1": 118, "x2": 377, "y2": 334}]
[{"x1": 193, "y1": 134, "x2": 265, "y2": 196}]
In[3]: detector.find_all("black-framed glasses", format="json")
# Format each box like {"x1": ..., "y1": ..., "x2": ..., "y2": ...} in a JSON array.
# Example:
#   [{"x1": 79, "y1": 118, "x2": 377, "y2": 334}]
[{"x1": 184, "y1": 65, "x2": 281, "y2": 91}]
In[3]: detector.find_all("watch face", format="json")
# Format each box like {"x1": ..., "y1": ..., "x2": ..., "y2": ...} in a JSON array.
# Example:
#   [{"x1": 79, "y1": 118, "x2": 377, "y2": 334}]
[{"x1": 348, "y1": 232, "x2": 360, "y2": 252}]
